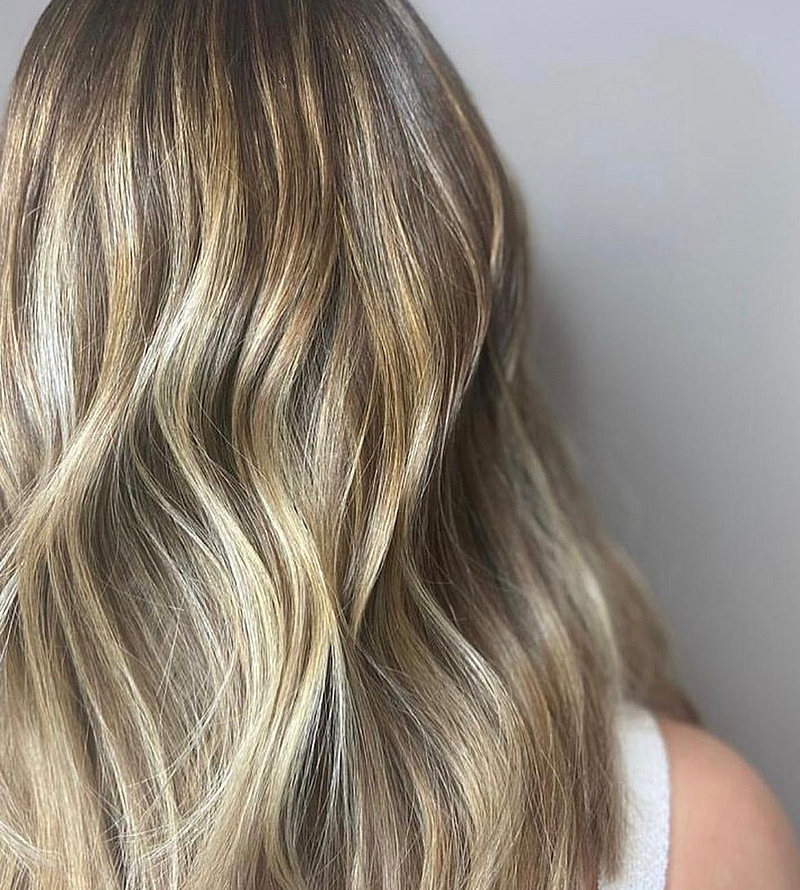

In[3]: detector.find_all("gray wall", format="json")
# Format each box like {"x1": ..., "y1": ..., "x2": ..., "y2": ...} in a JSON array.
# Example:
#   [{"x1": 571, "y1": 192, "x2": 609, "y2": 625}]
[
  {"x1": 2, "y1": 0, "x2": 798, "y2": 827},
  {"x1": 413, "y1": 0, "x2": 800, "y2": 826},
  {"x1": 0, "y1": 2, "x2": 39, "y2": 99}
]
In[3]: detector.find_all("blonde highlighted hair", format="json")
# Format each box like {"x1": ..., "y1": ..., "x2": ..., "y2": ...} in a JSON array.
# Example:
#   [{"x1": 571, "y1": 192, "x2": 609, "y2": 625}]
[{"x1": 0, "y1": 0, "x2": 694, "y2": 888}]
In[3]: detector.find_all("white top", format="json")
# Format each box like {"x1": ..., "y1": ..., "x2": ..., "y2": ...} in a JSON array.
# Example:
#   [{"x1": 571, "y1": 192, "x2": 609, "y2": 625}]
[{"x1": 598, "y1": 702, "x2": 671, "y2": 890}]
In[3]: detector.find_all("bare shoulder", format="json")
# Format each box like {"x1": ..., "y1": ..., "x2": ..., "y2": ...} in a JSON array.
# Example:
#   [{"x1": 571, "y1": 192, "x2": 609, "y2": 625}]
[{"x1": 656, "y1": 715, "x2": 800, "y2": 890}]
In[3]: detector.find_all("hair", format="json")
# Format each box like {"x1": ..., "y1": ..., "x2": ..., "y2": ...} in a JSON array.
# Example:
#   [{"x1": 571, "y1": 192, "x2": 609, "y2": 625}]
[{"x1": 0, "y1": 1, "x2": 696, "y2": 888}]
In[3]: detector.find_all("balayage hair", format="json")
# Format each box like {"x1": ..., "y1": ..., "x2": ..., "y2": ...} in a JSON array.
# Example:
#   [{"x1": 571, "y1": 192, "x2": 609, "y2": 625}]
[{"x1": 0, "y1": 1, "x2": 695, "y2": 888}]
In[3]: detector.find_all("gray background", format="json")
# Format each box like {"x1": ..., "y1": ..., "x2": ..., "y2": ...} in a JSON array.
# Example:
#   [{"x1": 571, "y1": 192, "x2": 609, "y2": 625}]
[{"x1": 2, "y1": 0, "x2": 798, "y2": 828}]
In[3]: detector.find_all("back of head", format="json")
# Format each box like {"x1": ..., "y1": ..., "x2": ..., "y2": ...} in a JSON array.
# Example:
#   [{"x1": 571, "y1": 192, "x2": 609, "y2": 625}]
[{"x1": 0, "y1": 1, "x2": 692, "y2": 888}]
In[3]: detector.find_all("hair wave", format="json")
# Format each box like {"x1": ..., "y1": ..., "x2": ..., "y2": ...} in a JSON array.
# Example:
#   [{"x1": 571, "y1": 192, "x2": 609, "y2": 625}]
[{"x1": 0, "y1": 1, "x2": 693, "y2": 888}]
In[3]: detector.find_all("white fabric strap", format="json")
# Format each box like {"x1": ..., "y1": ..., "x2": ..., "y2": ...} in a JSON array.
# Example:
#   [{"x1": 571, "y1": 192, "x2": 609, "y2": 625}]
[{"x1": 598, "y1": 702, "x2": 671, "y2": 890}]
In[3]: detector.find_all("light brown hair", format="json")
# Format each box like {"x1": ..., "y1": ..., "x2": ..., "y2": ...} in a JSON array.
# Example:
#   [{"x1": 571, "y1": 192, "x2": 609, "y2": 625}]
[{"x1": 0, "y1": 1, "x2": 694, "y2": 888}]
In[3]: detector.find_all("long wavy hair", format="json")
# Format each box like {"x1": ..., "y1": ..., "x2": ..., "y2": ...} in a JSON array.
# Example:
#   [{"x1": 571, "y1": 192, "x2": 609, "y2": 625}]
[{"x1": 0, "y1": 1, "x2": 695, "y2": 888}]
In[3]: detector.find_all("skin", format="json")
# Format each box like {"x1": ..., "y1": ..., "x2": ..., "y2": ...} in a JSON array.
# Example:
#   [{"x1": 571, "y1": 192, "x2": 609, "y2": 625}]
[{"x1": 658, "y1": 716, "x2": 800, "y2": 890}]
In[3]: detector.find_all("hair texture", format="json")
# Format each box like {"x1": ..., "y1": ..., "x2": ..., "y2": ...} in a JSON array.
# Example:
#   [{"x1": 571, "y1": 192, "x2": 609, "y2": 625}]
[{"x1": 0, "y1": 1, "x2": 696, "y2": 888}]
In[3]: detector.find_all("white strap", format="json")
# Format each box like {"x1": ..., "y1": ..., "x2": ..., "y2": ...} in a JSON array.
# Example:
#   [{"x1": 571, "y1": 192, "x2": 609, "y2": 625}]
[{"x1": 598, "y1": 702, "x2": 671, "y2": 890}]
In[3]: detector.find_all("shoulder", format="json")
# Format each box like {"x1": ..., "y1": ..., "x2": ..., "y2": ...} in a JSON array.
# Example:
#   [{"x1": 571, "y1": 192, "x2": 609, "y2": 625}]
[{"x1": 656, "y1": 715, "x2": 800, "y2": 890}]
